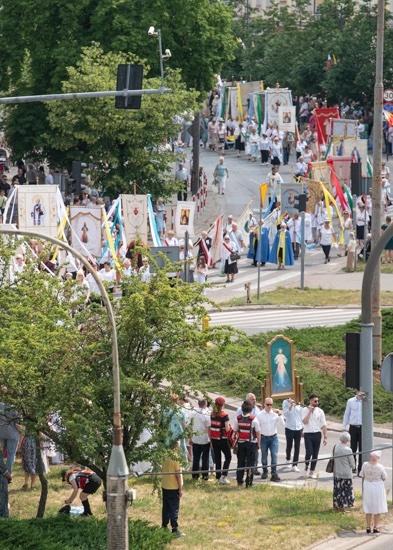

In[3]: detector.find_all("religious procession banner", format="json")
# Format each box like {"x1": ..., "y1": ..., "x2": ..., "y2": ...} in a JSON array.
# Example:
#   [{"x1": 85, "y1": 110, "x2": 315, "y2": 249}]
[
  {"x1": 278, "y1": 106, "x2": 296, "y2": 133},
  {"x1": 330, "y1": 119, "x2": 358, "y2": 140},
  {"x1": 122, "y1": 194, "x2": 148, "y2": 244},
  {"x1": 17, "y1": 185, "x2": 58, "y2": 237},
  {"x1": 263, "y1": 88, "x2": 292, "y2": 129},
  {"x1": 70, "y1": 206, "x2": 102, "y2": 257},
  {"x1": 281, "y1": 182, "x2": 304, "y2": 216},
  {"x1": 175, "y1": 201, "x2": 196, "y2": 237},
  {"x1": 329, "y1": 139, "x2": 368, "y2": 176},
  {"x1": 315, "y1": 107, "x2": 339, "y2": 146}
]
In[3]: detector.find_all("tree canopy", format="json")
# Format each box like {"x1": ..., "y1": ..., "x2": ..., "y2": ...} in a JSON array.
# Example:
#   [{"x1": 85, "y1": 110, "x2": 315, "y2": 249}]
[
  {"x1": 0, "y1": 0, "x2": 235, "y2": 178},
  {"x1": 224, "y1": 0, "x2": 393, "y2": 106},
  {"x1": 0, "y1": 238, "x2": 238, "y2": 484}
]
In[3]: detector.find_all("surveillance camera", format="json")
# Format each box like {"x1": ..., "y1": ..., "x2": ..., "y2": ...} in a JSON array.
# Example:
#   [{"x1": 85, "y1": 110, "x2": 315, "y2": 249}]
[
  {"x1": 148, "y1": 26, "x2": 155, "y2": 35},
  {"x1": 165, "y1": 49, "x2": 171, "y2": 58}
]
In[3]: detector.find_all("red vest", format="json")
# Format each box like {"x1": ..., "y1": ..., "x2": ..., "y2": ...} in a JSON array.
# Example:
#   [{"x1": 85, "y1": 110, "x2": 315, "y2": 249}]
[
  {"x1": 237, "y1": 414, "x2": 256, "y2": 442},
  {"x1": 210, "y1": 412, "x2": 227, "y2": 440}
]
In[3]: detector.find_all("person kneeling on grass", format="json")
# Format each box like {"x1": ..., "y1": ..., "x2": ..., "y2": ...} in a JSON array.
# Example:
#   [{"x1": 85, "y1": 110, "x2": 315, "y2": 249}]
[{"x1": 62, "y1": 466, "x2": 102, "y2": 516}]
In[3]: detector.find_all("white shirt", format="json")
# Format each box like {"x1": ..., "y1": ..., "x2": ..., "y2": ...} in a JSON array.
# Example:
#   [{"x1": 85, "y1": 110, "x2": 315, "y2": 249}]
[
  {"x1": 287, "y1": 217, "x2": 301, "y2": 244},
  {"x1": 319, "y1": 225, "x2": 334, "y2": 246},
  {"x1": 256, "y1": 409, "x2": 284, "y2": 436},
  {"x1": 45, "y1": 173, "x2": 54, "y2": 185},
  {"x1": 164, "y1": 237, "x2": 178, "y2": 247},
  {"x1": 302, "y1": 406, "x2": 326, "y2": 433},
  {"x1": 282, "y1": 400, "x2": 303, "y2": 431},
  {"x1": 86, "y1": 272, "x2": 101, "y2": 295},
  {"x1": 99, "y1": 268, "x2": 116, "y2": 282},
  {"x1": 236, "y1": 404, "x2": 260, "y2": 417},
  {"x1": 188, "y1": 407, "x2": 211, "y2": 445},
  {"x1": 342, "y1": 396, "x2": 362, "y2": 429}
]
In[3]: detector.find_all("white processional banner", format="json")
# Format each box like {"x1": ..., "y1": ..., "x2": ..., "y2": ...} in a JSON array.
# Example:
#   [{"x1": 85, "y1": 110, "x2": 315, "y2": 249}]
[
  {"x1": 264, "y1": 88, "x2": 293, "y2": 129},
  {"x1": 278, "y1": 106, "x2": 296, "y2": 133},
  {"x1": 175, "y1": 201, "x2": 196, "y2": 237},
  {"x1": 17, "y1": 185, "x2": 58, "y2": 237},
  {"x1": 122, "y1": 194, "x2": 148, "y2": 244},
  {"x1": 70, "y1": 206, "x2": 103, "y2": 257}
]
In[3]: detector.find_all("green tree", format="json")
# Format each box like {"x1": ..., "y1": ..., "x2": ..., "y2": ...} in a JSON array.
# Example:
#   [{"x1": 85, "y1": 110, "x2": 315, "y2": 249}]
[
  {"x1": 46, "y1": 44, "x2": 199, "y2": 198},
  {"x1": 0, "y1": 238, "x2": 237, "y2": 511},
  {"x1": 0, "y1": 0, "x2": 235, "y2": 165}
]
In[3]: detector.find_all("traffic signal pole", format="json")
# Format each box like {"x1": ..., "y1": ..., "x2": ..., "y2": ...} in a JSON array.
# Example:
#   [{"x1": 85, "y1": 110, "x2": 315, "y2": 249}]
[{"x1": 300, "y1": 211, "x2": 305, "y2": 290}]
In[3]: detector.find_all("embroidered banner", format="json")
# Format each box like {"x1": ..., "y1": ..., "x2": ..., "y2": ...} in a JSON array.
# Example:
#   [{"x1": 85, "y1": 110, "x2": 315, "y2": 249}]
[
  {"x1": 17, "y1": 185, "x2": 58, "y2": 237},
  {"x1": 70, "y1": 206, "x2": 102, "y2": 257},
  {"x1": 122, "y1": 194, "x2": 148, "y2": 244},
  {"x1": 315, "y1": 107, "x2": 339, "y2": 145}
]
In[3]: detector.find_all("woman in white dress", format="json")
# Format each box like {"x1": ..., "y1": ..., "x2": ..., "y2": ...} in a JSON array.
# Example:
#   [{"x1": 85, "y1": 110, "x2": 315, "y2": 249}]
[{"x1": 359, "y1": 450, "x2": 388, "y2": 534}]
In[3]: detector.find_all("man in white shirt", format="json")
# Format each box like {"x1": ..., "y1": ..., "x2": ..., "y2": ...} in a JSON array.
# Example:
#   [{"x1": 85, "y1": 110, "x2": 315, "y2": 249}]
[
  {"x1": 283, "y1": 398, "x2": 303, "y2": 472},
  {"x1": 294, "y1": 156, "x2": 308, "y2": 179},
  {"x1": 45, "y1": 167, "x2": 55, "y2": 185},
  {"x1": 342, "y1": 391, "x2": 363, "y2": 474},
  {"x1": 188, "y1": 399, "x2": 211, "y2": 481},
  {"x1": 302, "y1": 393, "x2": 328, "y2": 478},
  {"x1": 256, "y1": 397, "x2": 284, "y2": 482}
]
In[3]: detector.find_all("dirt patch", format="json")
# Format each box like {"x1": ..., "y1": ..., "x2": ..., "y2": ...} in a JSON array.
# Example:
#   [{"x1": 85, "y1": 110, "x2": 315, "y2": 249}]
[
  {"x1": 299, "y1": 352, "x2": 381, "y2": 383},
  {"x1": 299, "y1": 352, "x2": 345, "y2": 378}
]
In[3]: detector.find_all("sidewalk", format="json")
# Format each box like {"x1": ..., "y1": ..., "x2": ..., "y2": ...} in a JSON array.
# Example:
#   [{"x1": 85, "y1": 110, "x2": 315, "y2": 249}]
[
  {"x1": 306, "y1": 524, "x2": 393, "y2": 549},
  {"x1": 203, "y1": 390, "x2": 392, "y2": 440}
]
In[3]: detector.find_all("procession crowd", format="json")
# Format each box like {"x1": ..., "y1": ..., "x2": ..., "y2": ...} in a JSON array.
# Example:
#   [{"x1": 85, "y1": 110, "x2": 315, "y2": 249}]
[{"x1": 160, "y1": 391, "x2": 388, "y2": 537}]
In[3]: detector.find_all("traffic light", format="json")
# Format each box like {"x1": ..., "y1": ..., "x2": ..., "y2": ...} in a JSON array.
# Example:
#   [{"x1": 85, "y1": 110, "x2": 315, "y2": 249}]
[
  {"x1": 294, "y1": 193, "x2": 307, "y2": 212},
  {"x1": 115, "y1": 64, "x2": 143, "y2": 110},
  {"x1": 343, "y1": 332, "x2": 360, "y2": 389}
]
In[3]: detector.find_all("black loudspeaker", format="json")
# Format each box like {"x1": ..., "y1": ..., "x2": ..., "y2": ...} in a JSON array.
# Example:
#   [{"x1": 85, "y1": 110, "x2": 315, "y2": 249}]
[
  {"x1": 344, "y1": 332, "x2": 360, "y2": 389},
  {"x1": 115, "y1": 64, "x2": 143, "y2": 110},
  {"x1": 350, "y1": 162, "x2": 362, "y2": 196}
]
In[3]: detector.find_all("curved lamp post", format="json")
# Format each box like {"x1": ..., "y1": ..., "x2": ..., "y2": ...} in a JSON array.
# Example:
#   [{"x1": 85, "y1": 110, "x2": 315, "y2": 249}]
[{"x1": 0, "y1": 227, "x2": 129, "y2": 550}]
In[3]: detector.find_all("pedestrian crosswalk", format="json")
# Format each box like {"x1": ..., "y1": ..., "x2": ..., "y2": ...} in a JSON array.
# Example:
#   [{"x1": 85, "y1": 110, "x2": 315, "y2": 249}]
[
  {"x1": 208, "y1": 308, "x2": 361, "y2": 334},
  {"x1": 205, "y1": 248, "x2": 336, "y2": 294}
]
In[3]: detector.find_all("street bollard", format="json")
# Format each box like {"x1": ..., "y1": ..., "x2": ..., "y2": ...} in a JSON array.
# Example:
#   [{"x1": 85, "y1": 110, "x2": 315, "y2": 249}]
[{"x1": 244, "y1": 282, "x2": 251, "y2": 303}]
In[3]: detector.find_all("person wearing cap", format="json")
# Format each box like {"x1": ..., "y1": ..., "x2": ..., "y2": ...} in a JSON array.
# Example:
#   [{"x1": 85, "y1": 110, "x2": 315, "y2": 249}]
[
  {"x1": 318, "y1": 218, "x2": 336, "y2": 264},
  {"x1": 339, "y1": 210, "x2": 353, "y2": 257},
  {"x1": 342, "y1": 390, "x2": 363, "y2": 474},
  {"x1": 268, "y1": 222, "x2": 294, "y2": 269},
  {"x1": 175, "y1": 162, "x2": 189, "y2": 202},
  {"x1": 209, "y1": 397, "x2": 231, "y2": 484},
  {"x1": 359, "y1": 451, "x2": 388, "y2": 533},
  {"x1": 233, "y1": 400, "x2": 261, "y2": 488},
  {"x1": 259, "y1": 132, "x2": 270, "y2": 165}
]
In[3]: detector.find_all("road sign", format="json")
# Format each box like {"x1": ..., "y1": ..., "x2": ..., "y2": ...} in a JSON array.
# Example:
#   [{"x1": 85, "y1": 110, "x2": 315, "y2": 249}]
[
  {"x1": 381, "y1": 352, "x2": 393, "y2": 393},
  {"x1": 384, "y1": 89, "x2": 393, "y2": 103},
  {"x1": 383, "y1": 102, "x2": 393, "y2": 113}
]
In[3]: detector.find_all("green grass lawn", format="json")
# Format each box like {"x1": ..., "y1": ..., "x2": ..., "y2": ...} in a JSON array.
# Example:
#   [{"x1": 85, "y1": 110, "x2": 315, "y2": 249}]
[{"x1": 3, "y1": 463, "x2": 392, "y2": 550}]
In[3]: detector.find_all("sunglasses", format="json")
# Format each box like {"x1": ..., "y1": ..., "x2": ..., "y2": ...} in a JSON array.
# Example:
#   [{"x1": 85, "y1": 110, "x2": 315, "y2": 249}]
[{"x1": 266, "y1": 403, "x2": 273, "y2": 406}]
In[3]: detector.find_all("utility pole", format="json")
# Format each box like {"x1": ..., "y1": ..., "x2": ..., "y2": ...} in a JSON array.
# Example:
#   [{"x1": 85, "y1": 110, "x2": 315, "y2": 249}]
[
  {"x1": 191, "y1": 112, "x2": 200, "y2": 196},
  {"x1": 371, "y1": 0, "x2": 385, "y2": 365}
]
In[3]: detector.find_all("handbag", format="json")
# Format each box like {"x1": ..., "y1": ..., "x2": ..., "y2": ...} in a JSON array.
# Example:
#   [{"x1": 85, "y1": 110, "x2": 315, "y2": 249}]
[
  {"x1": 230, "y1": 252, "x2": 240, "y2": 261},
  {"x1": 212, "y1": 178, "x2": 218, "y2": 186},
  {"x1": 326, "y1": 445, "x2": 336, "y2": 473}
]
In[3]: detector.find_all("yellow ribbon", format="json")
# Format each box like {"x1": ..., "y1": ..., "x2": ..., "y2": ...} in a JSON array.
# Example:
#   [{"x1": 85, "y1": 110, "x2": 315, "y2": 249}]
[
  {"x1": 319, "y1": 182, "x2": 344, "y2": 245},
  {"x1": 51, "y1": 209, "x2": 69, "y2": 262},
  {"x1": 102, "y1": 207, "x2": 122, "y2": 271},
  {"x1": 237, "y1": 83, "x2": 243, "y2": 123}
]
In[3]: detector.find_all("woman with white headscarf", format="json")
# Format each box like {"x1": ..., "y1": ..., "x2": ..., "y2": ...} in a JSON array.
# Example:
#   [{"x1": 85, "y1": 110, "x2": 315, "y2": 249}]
[{"x1": 359, "y1": 450, "x2": 388, "y2": 533}]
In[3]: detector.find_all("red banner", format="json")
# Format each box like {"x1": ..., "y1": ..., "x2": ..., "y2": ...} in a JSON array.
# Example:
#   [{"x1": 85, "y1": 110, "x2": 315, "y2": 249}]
[{"x1": 315, "y1": 107, "x2": 340, "y2": 146}]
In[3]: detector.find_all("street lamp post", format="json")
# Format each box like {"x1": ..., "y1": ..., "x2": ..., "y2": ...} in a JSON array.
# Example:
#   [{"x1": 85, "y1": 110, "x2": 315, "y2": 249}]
[{"x1": 0, "y1": 227, "x2": 130, "y2": 550}]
